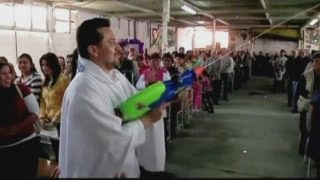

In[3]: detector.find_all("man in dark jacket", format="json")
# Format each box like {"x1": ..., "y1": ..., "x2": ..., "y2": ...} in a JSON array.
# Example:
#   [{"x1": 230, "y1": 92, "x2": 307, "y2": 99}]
[
  {"x1": 285, "y1": 50, "x2": 297, "y2": 107},
  {"x1": 116, "y1": 50, "x2": 139, "y2": 85},
  {"x1": 292, "y1": 50, "x2": 311, "y2": 113}
]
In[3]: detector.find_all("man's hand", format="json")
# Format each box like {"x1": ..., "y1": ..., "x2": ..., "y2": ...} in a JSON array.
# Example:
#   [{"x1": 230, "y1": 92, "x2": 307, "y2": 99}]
[
  {"x1": 43, "y1": 122, "x2": 55, "y2": 130},
  {"x1": 51, "y1": 166, "x2": 60, "y2": 178},
  {"x1": 40, "y1": 118, "x2": 51, "y2": 130},
  {"x1": 141, "y1": 102, "x2": 170, "y2": 128},
  {"x1": 40, "y1": 118, "x2": 50, "y2": 124},
  {"x1": 114, "y1": 172, "x2": 126, "y2": 178}
]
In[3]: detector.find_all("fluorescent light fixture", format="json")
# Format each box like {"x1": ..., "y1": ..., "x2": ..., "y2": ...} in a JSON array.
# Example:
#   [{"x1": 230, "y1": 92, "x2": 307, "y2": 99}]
[
  {"x1": 309, "y1": 18, "x2": 318, "y2": 26},
  {"x1": 266, "y1": 12, "x2": 270, "y2": 19},
  {"x1": 197, "y1": 21, "x2": 204, "y2": 24},
  {"x1": 181, "y1": 5, "x2": 196, "y2": 15}
]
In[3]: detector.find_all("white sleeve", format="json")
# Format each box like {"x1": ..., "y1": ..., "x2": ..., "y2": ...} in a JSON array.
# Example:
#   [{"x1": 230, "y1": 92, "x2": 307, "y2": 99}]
[
  {"x1": 136, "y1": 74, "x2": 146, "y2": 90},
  {"x1": 163, "y1": 71, "x2": 171, "y2": 81},
  {"x1": 24, "y1": 94, "x2": 39, "y2": 116}
]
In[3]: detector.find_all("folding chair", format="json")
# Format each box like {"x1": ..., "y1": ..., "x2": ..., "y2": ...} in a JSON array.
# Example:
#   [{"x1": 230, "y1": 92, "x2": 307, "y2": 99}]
[
  {"x1": 302, "y1": 137, "x2": 312, "y2": 177},
  {"x1": 303, "y1": 138, "x2": 310, "y2": 163}
]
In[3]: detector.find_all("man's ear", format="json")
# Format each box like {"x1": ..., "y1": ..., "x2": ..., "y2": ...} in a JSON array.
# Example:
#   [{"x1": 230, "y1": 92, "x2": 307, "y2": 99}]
[{"x1": 88, "y1": 45, "x2": 98, "y2": 58}]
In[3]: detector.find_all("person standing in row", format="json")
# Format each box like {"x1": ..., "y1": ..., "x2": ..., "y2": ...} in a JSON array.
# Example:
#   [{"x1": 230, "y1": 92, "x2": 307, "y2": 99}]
[
  {"x1": 219, "y1": 48, "x2": 235, "y2": 101},
  {"x1": 39, "y1": 52, "x2": 69, "y2": 162}
]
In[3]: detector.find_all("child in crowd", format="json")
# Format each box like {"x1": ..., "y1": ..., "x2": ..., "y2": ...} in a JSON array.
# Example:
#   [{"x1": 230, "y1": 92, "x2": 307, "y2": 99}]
[
  {"x1": 193, "y1": 76, "x2": 203, "y2": 112},
  {"x1": 202, "y1": 71, "x2": 214, "y2": 113},
  {"x1": 273, "y1": 65, "x2": 285, "y2": 93}
]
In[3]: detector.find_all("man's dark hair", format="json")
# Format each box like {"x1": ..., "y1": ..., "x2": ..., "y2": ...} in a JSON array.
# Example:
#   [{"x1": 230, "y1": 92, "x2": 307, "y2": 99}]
[
  {"x1": 163, "y1": 53, "x2": 174, "y2": 63},
  {"x1": 77, "y1": 18, "x2": 110, "y2": 59},
  {"x1": 150, "y1": 53, "x2": 161, "y2": 60},
  {"x1": 200, "y1": 50, "x2": 207, "y2": 56},
  {"x1": 312, "y1": 52, "x2": 320, "y2": 59},
  {"x1": 175, "y1": 53, "x2": 185, "y2": 59}
]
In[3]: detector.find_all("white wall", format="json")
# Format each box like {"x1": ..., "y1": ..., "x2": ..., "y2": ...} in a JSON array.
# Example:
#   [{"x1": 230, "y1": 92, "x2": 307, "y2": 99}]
[
  {"x1": 253, "y1": 38, "x2": 298, "y2": 55},
  {"x1": 17, "y1": 31, "x2": 49, "y2": 74},
  {"x1": 304, "y1": 41, "x2": 320, "y2": 52},
  {"x1": 0, "y1": 8, "x2": 159, "y2": 76},
  {"x1": 136, "y1": 21, "x2": 150, "y2": 52},
  {"x1": 0, "y1": 30, "x2": 16, "y2": 69}
]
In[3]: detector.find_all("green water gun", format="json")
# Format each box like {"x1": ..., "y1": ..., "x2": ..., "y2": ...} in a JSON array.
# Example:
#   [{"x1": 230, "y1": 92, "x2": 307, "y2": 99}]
[{"x1": 118, "y1": 67, "x2": 205, "y2": 122}]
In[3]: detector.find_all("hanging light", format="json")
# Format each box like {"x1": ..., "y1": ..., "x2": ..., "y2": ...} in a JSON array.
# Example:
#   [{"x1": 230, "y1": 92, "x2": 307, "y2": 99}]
[
  {"x1": 309, "y1": 18, "x2": 319, "y2": 26},
  {"x1": 181, "y1": 5, "x2": 196, "y2": 15}
]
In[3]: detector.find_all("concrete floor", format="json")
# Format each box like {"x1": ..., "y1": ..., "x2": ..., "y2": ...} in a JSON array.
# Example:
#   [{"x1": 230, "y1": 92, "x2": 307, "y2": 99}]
[{"x1": 165, "y1": 76, "x2": 315, "y2": 178}]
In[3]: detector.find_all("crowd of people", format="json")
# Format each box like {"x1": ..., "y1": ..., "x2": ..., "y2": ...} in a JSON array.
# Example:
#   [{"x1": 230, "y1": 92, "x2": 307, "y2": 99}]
[
  {"x1": 0, "y1": 17, "x2": 252, "y2": 178},
  {"x1": 251, "y1": 48, "x2": 320, "y2": 177},
  {"x1": 0, "y1": 17, "x2": 319, "y2": 178}
]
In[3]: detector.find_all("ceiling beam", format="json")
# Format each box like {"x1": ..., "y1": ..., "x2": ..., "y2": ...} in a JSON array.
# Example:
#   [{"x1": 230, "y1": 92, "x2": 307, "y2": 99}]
[
  {"x1": 167, "y1": 24, "x2": 301, "y2": 29},
  {"x1": 173, "y1": 18, "x2": 197, "y2": 25},
  {"x1": 112, "y1": 0, "x2": 154, "y2": 13},
  {"x1": 213, "y1": 25, "x2": 300, "y2": 29},
  {"x1": 111, "y1": 0, "x2": 195, "y2": 26},
  {"x1": 216, "y1": 16, "x2": 311, "y2": 20},
  {"x1": 110, "y1": 8, "x2": 314, "y2": 17},
  {"x1": 114, "y1": 12, "x2": 313, "y2": 20},
  {"x1": 178, "y1": 0, "x2": 229, "y2": 25},
  {"x1": 260, "y1": 0, "x2": 272, "y2": 25}
]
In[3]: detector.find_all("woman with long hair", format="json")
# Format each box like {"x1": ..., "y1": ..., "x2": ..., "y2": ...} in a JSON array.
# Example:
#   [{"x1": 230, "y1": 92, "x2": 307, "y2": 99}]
[
  {"x1": 64, "y1": 49, "x2": 78, "y2": 81},
  {"x1": 16, "y1": 53, "x2": 42, "y2": 104},
  {"x1": 39, "y1": 52, "x2": 69, "y2": 162}
]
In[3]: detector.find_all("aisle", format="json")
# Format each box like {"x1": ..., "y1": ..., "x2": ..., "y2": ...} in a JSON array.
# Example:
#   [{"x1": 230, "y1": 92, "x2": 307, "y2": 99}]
[{"x1": 165, "y1": 76, "x2": 310, "y2": 178}]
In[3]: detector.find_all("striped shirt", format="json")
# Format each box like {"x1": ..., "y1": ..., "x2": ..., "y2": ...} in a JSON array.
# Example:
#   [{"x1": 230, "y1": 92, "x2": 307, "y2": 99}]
[{"x1": 16, "y1": 72, "x2": 42, "y2": 104}]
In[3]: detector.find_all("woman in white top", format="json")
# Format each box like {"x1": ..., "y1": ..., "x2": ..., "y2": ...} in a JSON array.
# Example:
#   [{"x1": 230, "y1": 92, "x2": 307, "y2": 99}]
[
  {"x1": 16, "y1": 53, "x2": 42, "y2": 104},
  {"x1": 136, "y1": 53, "x2": 170, "y2": 172}
]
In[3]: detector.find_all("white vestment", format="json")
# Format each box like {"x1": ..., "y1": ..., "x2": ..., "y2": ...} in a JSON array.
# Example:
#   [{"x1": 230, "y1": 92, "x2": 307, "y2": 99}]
[
  {"x1": 59, "y1": 57, "x2": 146, "y2": 178},
  {"x1": 135, "y1": 70, "x2": 171, "y2": 172}
]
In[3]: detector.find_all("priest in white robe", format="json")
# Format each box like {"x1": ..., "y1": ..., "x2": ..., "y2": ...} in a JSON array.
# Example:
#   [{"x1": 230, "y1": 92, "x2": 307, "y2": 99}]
[{"x1": 59, "y1": 18, "x2": 166, "y2": 178}]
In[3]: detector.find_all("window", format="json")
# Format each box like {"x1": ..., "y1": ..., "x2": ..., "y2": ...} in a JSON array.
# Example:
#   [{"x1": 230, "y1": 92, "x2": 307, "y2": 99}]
[
  {"x1": 0, "y1": 3, "x2": 47, "y2": 31},
  {"x1": 32, "y1": 5, "x2": 47, "y2": 30},
  {"x1": 194, "y1": 28, "x2": 212, "y2": 48},
  {"x1": 70, "y1": 10, "x2": 77, "y2": 32},
  {"x1": 194, "y1": 27, "x2": 229, "y2": 49},
  {"x1": 0, "y1": 4, "x2": 14, "y2": 27},
  {"x1": 14, "y1": 4, "x2": 32, "y2": 29},
  {"x1": 54, "y1": 8, "x2": 70, "y2": 33}
]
